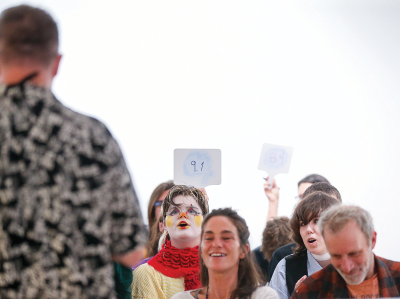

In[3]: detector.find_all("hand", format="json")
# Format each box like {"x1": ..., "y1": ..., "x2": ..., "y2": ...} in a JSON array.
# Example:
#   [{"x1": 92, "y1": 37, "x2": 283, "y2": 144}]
[
  {"x1": 295, "y1": 275, "x2": 307, "y2": 292},
  {"x1": 263, "y1": 177, "x2": 280, "y2": 203}
]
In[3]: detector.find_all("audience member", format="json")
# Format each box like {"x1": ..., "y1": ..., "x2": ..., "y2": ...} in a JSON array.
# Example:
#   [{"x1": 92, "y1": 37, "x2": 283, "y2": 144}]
[
  {"x1": 0, "y1": 5, "x2": 147, "y2": 299},
  {"x1": 267, "y1": 181, "x2": 340, "y2": 280},
  {"x1": 270, "y1": 192, "x2": 340, "y2": 299},
  {"x1": 142, "y1": 180, "x2": 175, "y2": 260},
  {"x1": 131, "y1": 185, "x2": 209, "y2": 299},
  {"x1": 264, "y1": 175, "x2": 330, "y2": 223},
  {"x1": 148, "y1": 180, "x2": 175, "y2": 232},
  {"x1": 171, "y1": 208, "x2": 278, "y2": 299},
  {"x1": 292, "y1": 205, "x2": 400, "y2": 299},
  {"x1": 253, "y1": 217, "x2": 293, "y2": 281}
]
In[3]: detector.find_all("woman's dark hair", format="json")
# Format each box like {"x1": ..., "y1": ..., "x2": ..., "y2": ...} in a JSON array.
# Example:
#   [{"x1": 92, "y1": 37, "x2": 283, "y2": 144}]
[
  {"x1": 297, "y1": 174, "x2": 329, "y2": 187},
  {"x1": 290, "y1": 191, "x2": 340, "y2": 256},
  {"x1": 261, "y1": 216, "x2": 292, "y2": 262},
  {"x1": 200, "y1": 208, "x2": 262, "y2": 299},
  {"x1": 145, "y1": 215, "x2": 164, "y2": 257},
  {"x1": 147, "y1": 180, "x2": 175, "y2": 229},
  {"x1": 301, "y1": 182, "x2": 342, "y2": 203},
  {"x1": 145, "y1": 180, "x2": 175, "y2": 258}
]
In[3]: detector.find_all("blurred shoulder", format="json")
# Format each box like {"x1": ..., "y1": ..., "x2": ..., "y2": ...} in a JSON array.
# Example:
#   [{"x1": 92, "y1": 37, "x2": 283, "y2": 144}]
[
  {"x1": 252, "y1": 285, "x2": 279, "y2": 299},
  {"x1": 171, "y1": 290, "x2": 197, "y2": 299}
]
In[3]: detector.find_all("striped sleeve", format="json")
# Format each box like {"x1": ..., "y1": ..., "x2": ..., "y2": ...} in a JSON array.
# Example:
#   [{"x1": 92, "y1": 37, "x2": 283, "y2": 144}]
[{"x1": 131, "y1": 264, "x2": 185, "y2": 299}]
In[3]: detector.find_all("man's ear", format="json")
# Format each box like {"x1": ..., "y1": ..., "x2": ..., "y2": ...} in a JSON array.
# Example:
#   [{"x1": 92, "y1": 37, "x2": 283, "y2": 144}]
[
  {"x1": 51, "y1": 54, "x2": 62, "y2": 78},
  {"x1": 239, "y1": 244, "x2": 250, "y2": 259},
  {"x1": 371, "y1": 231, "x2": 377, "y2": 250}
]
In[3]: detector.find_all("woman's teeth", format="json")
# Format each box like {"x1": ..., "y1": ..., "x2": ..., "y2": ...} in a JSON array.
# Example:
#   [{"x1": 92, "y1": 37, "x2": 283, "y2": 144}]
[{"x1": 210, "y1": 253, "x2": 226, "y2": 257}]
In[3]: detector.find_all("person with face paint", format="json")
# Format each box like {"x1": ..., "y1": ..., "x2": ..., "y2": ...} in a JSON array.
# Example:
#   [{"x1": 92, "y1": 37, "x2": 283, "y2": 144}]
[{"x1": 131, "y1": 185, "x2": 209, "y2": 299}]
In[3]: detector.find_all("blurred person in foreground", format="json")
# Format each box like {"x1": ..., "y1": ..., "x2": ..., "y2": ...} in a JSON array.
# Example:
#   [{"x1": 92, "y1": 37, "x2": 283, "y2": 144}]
[
  {"x1": 171, "y1": 208, "x2": 278, "y2": 299},
  {"x1": 131, "y1": 185, "x2": 209, "y2": 299},
  {"x1": 0, "y1": 5, "x2": 147, "y2": 298},
  {"x1": 292, "y1": 205, "x2": 400, "y2": 299},
  {"x1": 270, "y1": 192, "x2": 340, "y2": 299}
]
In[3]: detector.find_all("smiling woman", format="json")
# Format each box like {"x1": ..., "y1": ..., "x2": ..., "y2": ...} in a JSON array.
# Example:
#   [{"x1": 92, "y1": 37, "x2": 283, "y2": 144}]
[
  {"x1": 131, "y1": 185, "x2": 209, "y2": 299},
  {"x1": 171, "y1": 208, "x2": 278, "y2": 299}
]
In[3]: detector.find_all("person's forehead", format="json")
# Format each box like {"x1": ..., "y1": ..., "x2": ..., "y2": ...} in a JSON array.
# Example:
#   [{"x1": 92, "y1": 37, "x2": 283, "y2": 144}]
[
  {"x1": 325, "y1": 221, "x2": 369, "y2": 251},
  {"x1": 204, "y1": 216, "x2": 237, "y2": 235},
  {"x1": 172, "y1": 195, "x2": 200, "y2": 208}
]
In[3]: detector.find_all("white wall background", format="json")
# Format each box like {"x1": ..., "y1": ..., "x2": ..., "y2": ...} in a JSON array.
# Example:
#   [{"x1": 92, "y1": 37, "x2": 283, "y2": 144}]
[{"x1": 1, "y1": 0, "x2": 399, "y2": 260}]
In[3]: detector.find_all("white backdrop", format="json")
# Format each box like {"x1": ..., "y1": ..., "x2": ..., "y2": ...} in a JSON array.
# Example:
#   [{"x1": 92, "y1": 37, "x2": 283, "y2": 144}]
[{"x1": 1, "y1": 0, "x2": 399, "y2": 260}]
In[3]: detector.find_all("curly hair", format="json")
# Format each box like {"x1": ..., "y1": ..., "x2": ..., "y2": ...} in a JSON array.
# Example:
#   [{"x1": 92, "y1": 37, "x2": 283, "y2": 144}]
[{"x1": 261, "y1": 216, "x2": 292, "y2": 262}]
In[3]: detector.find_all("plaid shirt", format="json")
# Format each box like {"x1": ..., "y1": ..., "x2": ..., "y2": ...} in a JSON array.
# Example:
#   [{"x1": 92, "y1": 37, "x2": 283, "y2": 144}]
[{"x1": 291, "y1": 255, "x2": 400, "y2": 299}]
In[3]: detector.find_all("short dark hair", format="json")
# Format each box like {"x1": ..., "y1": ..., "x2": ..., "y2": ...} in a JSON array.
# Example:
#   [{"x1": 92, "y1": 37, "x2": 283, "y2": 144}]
[
  {"x1": 298, "y1": 174, "x2": 329, "y2": 187},
  {"x1": 0, "y1": 5, "x2": 58, "y2": 65},
  {"x1": 290, "y1": 192, "x2": 340, "y2": 256},
  {"x1": 261, "y1": 216, "x2": 292, "y2": 262},
  {"x1": 301, "y1": 182, "x2": 342, "y2": 203},
  {"x1": 200, "y1": 208, "x2": 263, "y2": 299}
]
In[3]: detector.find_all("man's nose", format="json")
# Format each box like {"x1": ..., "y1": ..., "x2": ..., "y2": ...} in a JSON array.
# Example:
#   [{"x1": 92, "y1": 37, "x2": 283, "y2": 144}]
[
  {"x1": 179, "y1": 211, "x2": 188, "y2": 219},
  {"x1": 341, "y1": 257, "x2": 354, "y2": 274}
]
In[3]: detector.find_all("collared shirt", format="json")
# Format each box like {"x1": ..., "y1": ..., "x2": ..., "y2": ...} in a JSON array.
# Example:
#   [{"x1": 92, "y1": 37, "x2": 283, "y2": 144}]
[
  {"x1": 270, "y1": 251, "x2": 322, "y2": 299},
  {"x1": 291, "y1": 255, "x2": 400, "y2": 299},
  {"x1": 0, "y1": 82, "x2": 147, "y2": 298}
]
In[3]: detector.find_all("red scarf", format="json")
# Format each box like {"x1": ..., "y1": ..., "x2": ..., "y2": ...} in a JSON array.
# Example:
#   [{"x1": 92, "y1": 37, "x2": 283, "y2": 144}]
[{"x1": 147, "y1": 240, "x2": 201, "y2": 291}]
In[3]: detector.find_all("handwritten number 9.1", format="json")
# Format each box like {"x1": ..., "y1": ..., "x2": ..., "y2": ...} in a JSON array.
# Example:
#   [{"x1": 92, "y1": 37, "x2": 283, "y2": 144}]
[{"x1": 191, "y1": 161, "x2": 205, "y2": 172}]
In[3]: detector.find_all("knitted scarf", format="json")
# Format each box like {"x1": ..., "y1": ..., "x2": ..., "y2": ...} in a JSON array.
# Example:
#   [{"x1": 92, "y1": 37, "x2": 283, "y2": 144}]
[{"x1": 147, "y1": 240, "x2": 201, "y2": 291}]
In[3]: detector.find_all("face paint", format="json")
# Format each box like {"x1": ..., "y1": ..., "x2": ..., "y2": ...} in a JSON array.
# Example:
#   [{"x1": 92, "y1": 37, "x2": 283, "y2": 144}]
[
  {"x1": 195, "y1": 215, "x2": 203, "y2": 227},
  {"x1": 165, "y1": 195, "x2": 203, "y2": 249},
  {"x1": 166, "y1": 215, "x2": 173, "y2": 228}
]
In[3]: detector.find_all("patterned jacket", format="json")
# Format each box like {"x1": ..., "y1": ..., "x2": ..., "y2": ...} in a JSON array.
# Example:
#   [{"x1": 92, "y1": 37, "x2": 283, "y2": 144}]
[
  {"x1": 0, "y1": 81, "x2": 147, "y2": 298},
  {"x1": 291, "y1": 255, "x2": 400, "y2": 299}
]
